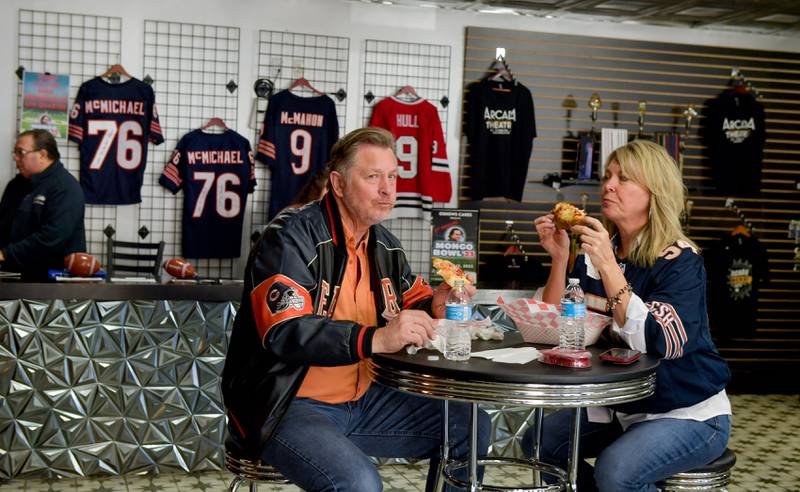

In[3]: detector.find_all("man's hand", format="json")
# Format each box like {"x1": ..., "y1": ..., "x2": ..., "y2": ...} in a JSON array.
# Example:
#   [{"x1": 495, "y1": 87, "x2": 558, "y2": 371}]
[
  {"x1": 431, "y1": 282, "x2": 477, "y2": 319},
  {"x1": 371, "y1": 310, "x2": 435, "y2": 354}
]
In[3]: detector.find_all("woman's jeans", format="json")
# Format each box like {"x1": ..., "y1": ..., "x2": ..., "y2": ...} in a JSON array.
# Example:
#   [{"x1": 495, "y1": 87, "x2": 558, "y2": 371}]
[
  {"x1": 523, "y1": 408, "x2": 731, "y2": 492},
  {"x1": 257, "y1": 383, "x2": 491, "y2": 492}
]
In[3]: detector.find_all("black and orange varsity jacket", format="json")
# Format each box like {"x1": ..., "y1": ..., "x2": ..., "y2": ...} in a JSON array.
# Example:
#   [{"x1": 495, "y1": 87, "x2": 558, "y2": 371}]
[{"x1": 221, "y1": 192, "x2": 433, "y2": 455}]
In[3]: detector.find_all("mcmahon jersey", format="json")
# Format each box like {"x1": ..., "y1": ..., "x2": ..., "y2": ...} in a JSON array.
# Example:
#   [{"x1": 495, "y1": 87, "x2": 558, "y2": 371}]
[
  {"x1": 68, "y1": 77, "x2": 164, "y2": 204},
  {"x1": 370, "y1": 97, "x2": 452, "y2": 219},
  {"x1": 159, "y1": 129, "x2": 256, "y2": 259},
  {"x1": 256, "y1": 90, "x2": 339, "y2": 219}
]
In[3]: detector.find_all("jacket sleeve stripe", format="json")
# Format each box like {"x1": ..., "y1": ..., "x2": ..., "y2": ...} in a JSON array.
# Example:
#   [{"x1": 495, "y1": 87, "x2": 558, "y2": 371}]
[
  {"x1": 251, "y1": 274, "x2": 313, "y2": 346},
  {"x1": 356, "y1": 325, "x2": 368, "y2": 359},
  {"x1": 647, "y1": 301, "x2": 687, "y2": 359},
  {"x1": 402, "y1": 275, "x2": 433, "y2": 308}
]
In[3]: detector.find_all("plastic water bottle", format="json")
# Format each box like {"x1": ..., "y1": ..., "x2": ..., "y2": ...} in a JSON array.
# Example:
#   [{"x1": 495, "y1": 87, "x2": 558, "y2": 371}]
[
  {"x1": 444, "y1": 279, "x2": 472, "y2": 361},
  {"x1": 559, "y1": 278, "x2": 586, "y2": 351}
]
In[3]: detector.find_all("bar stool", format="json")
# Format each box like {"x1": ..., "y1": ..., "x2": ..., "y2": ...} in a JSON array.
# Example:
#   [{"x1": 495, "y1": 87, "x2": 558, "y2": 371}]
[
  {"x1": 657, "y1": 448, "x2": 736, "y2": 491},
  {"x1": 225, "y1": 449, "x2": 291, "y2": 491}
]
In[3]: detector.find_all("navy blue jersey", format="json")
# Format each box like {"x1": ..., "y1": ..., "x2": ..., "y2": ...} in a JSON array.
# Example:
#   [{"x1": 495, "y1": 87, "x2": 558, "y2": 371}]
[
  {"x1": 159, "y1": 129, "x2": 256, "y2": 259},
  {"x1": 68, "y1": 77, "x2": 164, "y2": 204},
  {"x1": 256, "y1": 90, "x2": 338, "y2": 219},
  {"x1": 570, "y1": 243, "x2": 730, "y2": 414}
]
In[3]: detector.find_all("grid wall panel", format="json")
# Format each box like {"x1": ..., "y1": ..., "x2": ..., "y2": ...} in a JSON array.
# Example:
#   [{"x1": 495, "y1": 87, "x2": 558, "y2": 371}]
[
  {"x1": 17, "y1": 10, "x2": 123, "y2": 263},
  {"x1": 360, "y1": 39, "x2": 453, "y2": 278},
  {"x1": 250, "y1": 31, "x2": 350, "y2": 236},
  {"x1": 142, "y1": 20, "x2": 241, "y2": 279}
]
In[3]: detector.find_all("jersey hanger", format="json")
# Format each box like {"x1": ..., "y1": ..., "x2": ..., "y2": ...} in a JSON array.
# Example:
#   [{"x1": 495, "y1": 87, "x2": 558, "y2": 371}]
[
  {"x1": 201, "y1": 117, "x2": 228, "y2": 132},
  {"x1": 100, "y1": 64, "x2": 133, "y2": 83},
  {"x1": 395, "y1": 85, "x2": 421, "y2": 101},
  {"x1": 731, "y1": 224, "x2": 751, "y2": 237},
  {"x1": 289, "y1": 77, "x2": 325, "y2": 96}
]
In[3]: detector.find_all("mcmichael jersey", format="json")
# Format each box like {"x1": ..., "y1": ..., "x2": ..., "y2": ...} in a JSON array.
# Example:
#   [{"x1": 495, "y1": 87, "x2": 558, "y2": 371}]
[
  {"x1": 464, "y1": 79, "x2": 536, "y2": 201},
  {"x1": 256, "y1": 90, "x2": 339, "y2": 219},
  {"x1": 159, "y1": 129, "x2": 256, "y2": 259},
  {"x1": 370, "y1": 97, "x2": 452, "y2": 219},
  {"x1": 68, "y1": 77, "x2": 164, "y2": 204}
]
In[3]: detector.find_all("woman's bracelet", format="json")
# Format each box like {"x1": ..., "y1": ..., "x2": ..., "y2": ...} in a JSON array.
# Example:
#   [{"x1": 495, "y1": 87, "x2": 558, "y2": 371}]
[{"x1": 605, "y1": 283, "x2": 633, "y2": 312}]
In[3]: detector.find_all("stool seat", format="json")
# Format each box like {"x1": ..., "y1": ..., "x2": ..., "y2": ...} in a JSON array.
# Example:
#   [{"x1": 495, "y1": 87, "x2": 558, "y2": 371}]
[
  {"x1": 225, "y1": 449, "x2": 290, "y2": 491},
  {"x1": 658, "y1": 448, "x2": 736, "y2": 491}
]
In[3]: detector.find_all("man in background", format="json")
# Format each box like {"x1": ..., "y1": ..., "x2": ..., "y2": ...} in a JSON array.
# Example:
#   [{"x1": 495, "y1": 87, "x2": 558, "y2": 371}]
[{"x1": 0, "y1": 129, "x2": 85, "y2": 280}]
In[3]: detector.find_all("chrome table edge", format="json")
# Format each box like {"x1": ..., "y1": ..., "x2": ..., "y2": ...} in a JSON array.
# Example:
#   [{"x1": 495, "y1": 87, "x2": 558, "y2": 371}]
[{"x1": 368, "y1": 362, "x2": 656, "y2": 407}]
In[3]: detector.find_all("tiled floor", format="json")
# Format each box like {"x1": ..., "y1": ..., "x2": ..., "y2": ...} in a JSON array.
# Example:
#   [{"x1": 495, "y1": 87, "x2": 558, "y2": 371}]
[{"x1": 2, "y1": 394, "x2": 798, "y2": 491}]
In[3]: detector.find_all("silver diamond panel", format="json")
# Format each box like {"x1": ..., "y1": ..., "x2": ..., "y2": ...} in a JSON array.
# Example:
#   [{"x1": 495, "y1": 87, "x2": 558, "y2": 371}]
[
  {"x1": 0, "y1": 299, "x2": 236, "y2": 479},
  {"x1": 0, "y1": 298, "x2": 533, "y2": 478}
]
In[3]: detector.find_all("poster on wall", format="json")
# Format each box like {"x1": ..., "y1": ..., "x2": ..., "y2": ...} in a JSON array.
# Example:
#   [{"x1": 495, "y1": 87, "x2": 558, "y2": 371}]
[
  {"x1": 20, "y1": 71, "x2": 70, "y2": 138},
  {"x1": 430, "y1": 208, "x2": 479, "y2": 284}
]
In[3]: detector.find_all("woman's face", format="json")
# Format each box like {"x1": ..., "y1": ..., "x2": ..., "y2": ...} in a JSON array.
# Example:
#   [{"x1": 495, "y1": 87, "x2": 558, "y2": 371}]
[{"x1": 601, "y1": 160, "x2": 651, "y2": 228}]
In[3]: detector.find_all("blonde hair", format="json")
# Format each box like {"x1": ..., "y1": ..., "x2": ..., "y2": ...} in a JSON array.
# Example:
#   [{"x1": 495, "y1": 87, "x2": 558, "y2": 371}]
[{"x1": 604, "y1": 140, "x2": 698, "y2": 267}]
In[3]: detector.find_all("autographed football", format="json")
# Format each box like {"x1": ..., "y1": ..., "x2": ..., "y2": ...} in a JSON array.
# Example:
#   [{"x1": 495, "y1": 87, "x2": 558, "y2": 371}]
[
  {"x1": 163, "y1": 258, "x2": 197, "y2": 279},
  {"x1": 552, "y1": 202, "x2": 587, "y2": 230},
  {"x1": 64, "y1": 252, "x2": 101, "y2": 276}
]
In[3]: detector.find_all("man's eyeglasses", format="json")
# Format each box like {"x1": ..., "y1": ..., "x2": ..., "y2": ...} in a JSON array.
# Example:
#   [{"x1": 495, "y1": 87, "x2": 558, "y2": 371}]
[{"x1": 12, "y1": 148, "x2": 39, "y2": 158}]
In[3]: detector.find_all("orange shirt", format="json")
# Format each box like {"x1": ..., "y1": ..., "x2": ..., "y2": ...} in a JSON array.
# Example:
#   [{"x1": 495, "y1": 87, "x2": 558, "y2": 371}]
[{"x1": 296, "y1": 222, "x2": 375, "y2": 403}]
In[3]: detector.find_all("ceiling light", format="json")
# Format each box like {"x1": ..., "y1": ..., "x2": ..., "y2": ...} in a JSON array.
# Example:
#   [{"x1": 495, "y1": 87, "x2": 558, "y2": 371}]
[{"x1": 478, "y1": 7, "x2": 517, "y2": 15}]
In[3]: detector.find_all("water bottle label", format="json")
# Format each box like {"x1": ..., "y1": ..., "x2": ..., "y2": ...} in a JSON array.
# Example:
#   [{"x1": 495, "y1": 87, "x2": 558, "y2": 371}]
[
  {"x1": 561, "y1": 303, "x2": 586, "y2": 318},
  {"x1": 445, "y1": 303, "x2": 472, "y2": 321}
]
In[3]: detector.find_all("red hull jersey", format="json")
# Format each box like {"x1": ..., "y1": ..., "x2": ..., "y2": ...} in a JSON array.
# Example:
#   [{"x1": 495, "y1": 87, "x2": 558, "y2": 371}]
[
  {"x1": 68, "y1": 77, "x2": 164, "y2": 204},
  {"x1": 369, "y1": 97, "x2": 452, "y2": 219}
]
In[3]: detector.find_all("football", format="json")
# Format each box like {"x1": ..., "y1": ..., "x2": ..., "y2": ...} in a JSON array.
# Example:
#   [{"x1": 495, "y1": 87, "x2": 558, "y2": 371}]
[
  {"x1": 163, "y1": 258, "x2": 197, "y2": 279},
  {"x1": 64, "y1": 252, "x2": 101, "y2": 277}
]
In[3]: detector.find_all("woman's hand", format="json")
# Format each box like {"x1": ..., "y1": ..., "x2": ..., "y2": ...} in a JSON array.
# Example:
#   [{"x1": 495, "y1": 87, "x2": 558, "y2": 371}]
[
  {"x1": 572, "y1": 216, "x2": 616, "y2": 272},
  {"x1": 534, "y1": 214, "x2": 570, "y2": 262}
]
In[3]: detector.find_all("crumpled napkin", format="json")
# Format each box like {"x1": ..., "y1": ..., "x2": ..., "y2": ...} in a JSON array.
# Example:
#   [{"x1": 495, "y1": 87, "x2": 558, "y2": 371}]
[
  {"x1": 406, "y1": 318, "x2": 505, "y2": 355},
  {"x1": 470, "y1": 347, "x2": 541, "y2": 364}
]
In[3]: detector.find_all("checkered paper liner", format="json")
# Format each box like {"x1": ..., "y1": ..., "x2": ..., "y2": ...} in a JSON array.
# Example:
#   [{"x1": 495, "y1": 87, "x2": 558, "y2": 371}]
[{"x1": 496, "y1": 297, "x2": 612, "y2": 346}]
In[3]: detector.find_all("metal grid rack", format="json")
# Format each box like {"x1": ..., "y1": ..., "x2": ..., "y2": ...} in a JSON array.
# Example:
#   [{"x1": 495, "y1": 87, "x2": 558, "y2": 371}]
[
  {"x1": 16, "y1": 9, "x2": 123, "y2": 263},
  {"x1": 250, "y1": 30, "x2": 350, "y2": 236},
  {"x1": 141, "y1": 20, "x2": 241, "y2": 279},
  {"x1": 360, "y1": 39, "x2": 452, "y2": 277}
]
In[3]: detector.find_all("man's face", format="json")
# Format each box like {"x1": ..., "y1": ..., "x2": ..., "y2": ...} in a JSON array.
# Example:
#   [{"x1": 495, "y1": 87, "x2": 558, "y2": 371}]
[
  {"x1": 334, "y1": 145, "x2": 397, "y2": 229},
  {"x1": 13, "y1": 135, "x2": 47, "y2": 178},
  {"x1": 450, "y1": 229, "x2": 462, "y2": 241}
]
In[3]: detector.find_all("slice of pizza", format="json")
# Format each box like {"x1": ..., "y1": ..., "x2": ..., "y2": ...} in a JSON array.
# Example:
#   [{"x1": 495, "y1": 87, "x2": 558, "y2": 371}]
[
  {"x1": 432, "y1": 257, "x2": 471, "y2": 287},
  {"x1": 551, "y1": 202, "x2": 587, "y2": 230}
]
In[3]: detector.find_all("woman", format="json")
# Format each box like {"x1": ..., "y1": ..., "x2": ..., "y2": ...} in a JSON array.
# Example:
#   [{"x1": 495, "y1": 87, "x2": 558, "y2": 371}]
[{"x1": 527, "y1": 140, "x2": 731, "y2": 491}]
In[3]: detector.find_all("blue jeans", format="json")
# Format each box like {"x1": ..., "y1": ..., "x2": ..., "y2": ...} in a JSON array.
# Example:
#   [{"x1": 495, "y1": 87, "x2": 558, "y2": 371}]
[
  {"x1": 523, "y1": 409, "x2": 731, "y2": 492},
  {"x1": 257, "y1": 384, "x2": 490, "y2": 492}
]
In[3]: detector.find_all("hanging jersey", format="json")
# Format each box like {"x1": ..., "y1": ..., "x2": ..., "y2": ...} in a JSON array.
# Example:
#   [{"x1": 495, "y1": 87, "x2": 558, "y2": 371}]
[
  {"x1": 256, "y1": 90, "x2": 339, "y2": 220},
  {"x1": 68, "y1": 77, "x2": 164, "y2": 204},
  {"x1": 464, "y1": 79, "x2": 536, "y2": 201},
  {"x1": 704, "y1": 233, "x2": 768, "y2": 338},
  {"x1": 701, "y1": 91, "x2": 766, "y2": 197},
  {"x1": 369, "y1": 97, "x2": 452, "y2": 219},
  {"x1": 159, "y1": 129, "x2": 256, "y2": 259}
]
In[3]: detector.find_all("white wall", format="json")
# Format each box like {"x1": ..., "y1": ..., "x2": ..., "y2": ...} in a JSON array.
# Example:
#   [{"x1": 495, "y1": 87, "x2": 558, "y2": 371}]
[{"x1": 2, "y1": 0, "x2": 797, "y2": 186}]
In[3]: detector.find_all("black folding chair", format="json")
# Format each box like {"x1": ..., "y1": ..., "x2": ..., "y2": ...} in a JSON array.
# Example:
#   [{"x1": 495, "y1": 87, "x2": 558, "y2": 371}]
[{"x1": 105, "y1": 238, "x2": 165, "y2": 281}]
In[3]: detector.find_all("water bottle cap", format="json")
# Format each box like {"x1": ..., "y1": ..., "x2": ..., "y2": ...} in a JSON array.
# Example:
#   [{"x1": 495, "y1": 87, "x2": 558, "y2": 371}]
[
  {"x1": 453, "y1": 279, "x2": 464, "y2": 287},
  {"x1": 568, "y1": 278, "x2": 580, "y2": 285}
]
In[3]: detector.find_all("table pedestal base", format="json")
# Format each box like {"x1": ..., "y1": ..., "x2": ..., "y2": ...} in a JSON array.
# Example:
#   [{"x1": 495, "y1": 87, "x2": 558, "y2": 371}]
[{"x1": 443, "y1": 457, "x2": 567, "y2": 492}]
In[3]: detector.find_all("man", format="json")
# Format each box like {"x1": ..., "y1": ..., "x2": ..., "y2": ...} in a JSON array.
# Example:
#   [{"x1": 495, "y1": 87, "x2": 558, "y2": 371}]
[
  {"x1": 0, "y1": 130, "x2": 85, "y2": 280},
  {"x1": 222, "y1": 127, "x2": 490, "y2": 491}
]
